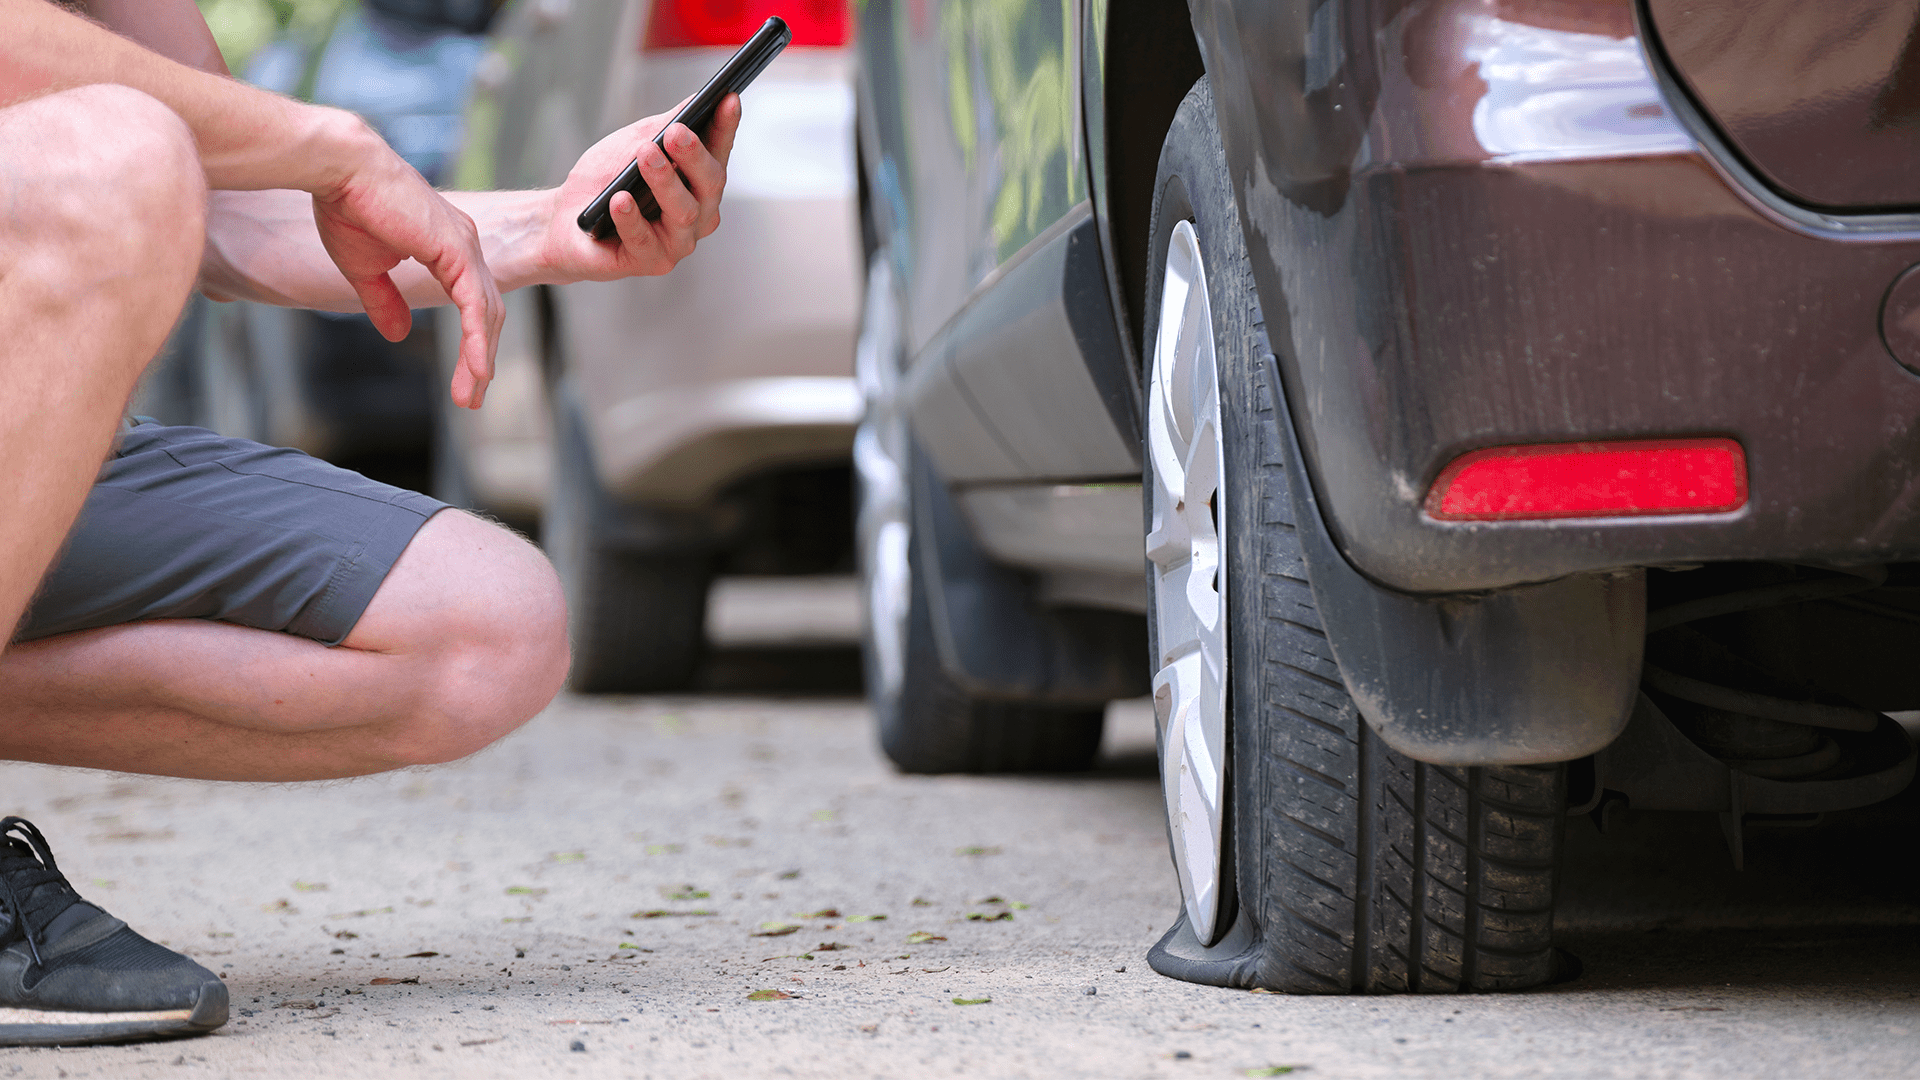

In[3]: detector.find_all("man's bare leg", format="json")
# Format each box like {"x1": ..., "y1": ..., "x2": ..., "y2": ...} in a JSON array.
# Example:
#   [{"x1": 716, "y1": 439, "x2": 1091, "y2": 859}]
[
  {"x1": 0, "y1": 83, "x2": 235, "y2": 1047},
  {"x1": 0, "y1": 86, "x2": 207, "y2": 640},
  {"x1": 0, "y1": 510, "x2": 570, "y2": 781}
]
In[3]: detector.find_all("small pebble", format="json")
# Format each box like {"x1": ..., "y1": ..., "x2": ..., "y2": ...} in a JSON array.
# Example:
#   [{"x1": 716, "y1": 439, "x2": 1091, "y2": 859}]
[
  {"x1": 570, "y1": 1040, "x2": 587, "y2": 1052},
  {"x1": 1114, "y1": 965, "x2": 1126, "y2": 973},
  {"x1": 1082, "y1": 986, "x2": 1098, "y2": 996},
  {"x1": 1174, "y1": 1050, "x2": 1192, "y2": 1060},
  {"x1": 561, "y1": 964, "x2": 572, "y2": 971}
]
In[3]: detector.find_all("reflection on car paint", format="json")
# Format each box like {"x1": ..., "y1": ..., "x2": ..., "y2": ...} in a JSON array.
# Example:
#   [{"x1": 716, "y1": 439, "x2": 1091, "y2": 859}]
[
  {"x1": 1464, "y1": 15, "x2": 1692, "y2": 164},
  {"x1": 940, "y1": 0, "x2": 1083, "y2": 261}
]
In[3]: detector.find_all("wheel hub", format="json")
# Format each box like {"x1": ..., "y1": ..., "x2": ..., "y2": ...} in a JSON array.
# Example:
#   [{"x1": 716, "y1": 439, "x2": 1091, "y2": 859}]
[
  {"x1": 1146, "y1": 220, "x2": 1231, "y2": 944},
  {"x1": 854, "y1": 258, "x2": 911, "y2": 703}
]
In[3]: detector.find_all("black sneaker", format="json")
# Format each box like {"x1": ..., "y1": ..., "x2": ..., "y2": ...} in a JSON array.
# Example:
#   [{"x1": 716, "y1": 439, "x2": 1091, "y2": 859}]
[{"x1": 0, "y1": 817, "x2": 226, "y2": 1045}]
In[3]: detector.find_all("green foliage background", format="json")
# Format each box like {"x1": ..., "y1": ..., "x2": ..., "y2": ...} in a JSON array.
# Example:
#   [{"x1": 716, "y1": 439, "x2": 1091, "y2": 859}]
[{"x1": 196, "y1": 0, "x2": 353, "y2": 74}]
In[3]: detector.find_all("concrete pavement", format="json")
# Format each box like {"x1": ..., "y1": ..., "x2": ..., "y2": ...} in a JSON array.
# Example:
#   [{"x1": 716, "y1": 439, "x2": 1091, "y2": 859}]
[{"x1": 0, "y1": 578, "x2": 1913, "y2": 1078}]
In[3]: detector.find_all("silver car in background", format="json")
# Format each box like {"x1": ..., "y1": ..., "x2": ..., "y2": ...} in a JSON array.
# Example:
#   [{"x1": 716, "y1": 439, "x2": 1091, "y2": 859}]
[{"x1": 442, "y1": 0, "x2": 861, "y2": 690}]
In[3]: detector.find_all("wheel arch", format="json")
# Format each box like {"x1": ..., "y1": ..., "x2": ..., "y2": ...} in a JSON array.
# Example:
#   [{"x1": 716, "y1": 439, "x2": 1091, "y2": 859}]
[
  {"x1": 1092, "y1": 0, "x2": 1207, "y2": 357},
  {"x1": 1153, "y1": 75, "x2": 1649, "y2": 766}
]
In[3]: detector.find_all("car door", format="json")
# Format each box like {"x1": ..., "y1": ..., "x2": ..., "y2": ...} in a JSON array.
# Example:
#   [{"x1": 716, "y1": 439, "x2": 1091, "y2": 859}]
[{"x1": 861, "y1": 0, "x2": 1137, "y2": 487}]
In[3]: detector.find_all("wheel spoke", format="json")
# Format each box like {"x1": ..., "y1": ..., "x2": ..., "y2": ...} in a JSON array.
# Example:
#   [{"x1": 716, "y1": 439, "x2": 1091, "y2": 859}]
[{"x1": 1148, "y1": 220, "x2": 1231, "y2": 944}]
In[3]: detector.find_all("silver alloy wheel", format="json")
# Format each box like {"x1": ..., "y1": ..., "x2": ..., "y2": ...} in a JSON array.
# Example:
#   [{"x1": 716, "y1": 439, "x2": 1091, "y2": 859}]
[
  {"x1": 1146, "y1": 219, "x2": 1231, "y2": 944},
  {"x1": 854, "y1": 256, "x2": 911, "y2": 702}
]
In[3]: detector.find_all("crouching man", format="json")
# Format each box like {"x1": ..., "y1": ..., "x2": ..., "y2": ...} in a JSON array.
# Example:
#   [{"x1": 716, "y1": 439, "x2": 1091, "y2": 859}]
[{"x1": 0, "y1": 0, "x2": 738, "y2": 1044}]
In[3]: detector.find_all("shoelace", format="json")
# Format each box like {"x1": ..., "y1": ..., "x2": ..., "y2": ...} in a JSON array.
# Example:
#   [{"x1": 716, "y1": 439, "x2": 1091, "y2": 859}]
[{"x1": 0, "y1": 817, "x2": 81, "y2": 970}]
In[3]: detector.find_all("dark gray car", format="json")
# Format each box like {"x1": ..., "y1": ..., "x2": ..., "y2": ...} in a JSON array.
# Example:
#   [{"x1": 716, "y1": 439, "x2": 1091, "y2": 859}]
[{"x1": 855, "y1": 0, "x2": 1920, "y2": 995}]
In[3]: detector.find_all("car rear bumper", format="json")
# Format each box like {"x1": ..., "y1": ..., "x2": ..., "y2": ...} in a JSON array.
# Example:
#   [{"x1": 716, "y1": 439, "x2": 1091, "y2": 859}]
[
  {"x1": 1297, "y1": 152, "x2": 1920, "y2": 593},
  {"x1": 559, "y1": 186, "x2": 861, "y2": 502},
  {"x1": 1203, "y1": 0, "x2": 1920, "y2": 593}
]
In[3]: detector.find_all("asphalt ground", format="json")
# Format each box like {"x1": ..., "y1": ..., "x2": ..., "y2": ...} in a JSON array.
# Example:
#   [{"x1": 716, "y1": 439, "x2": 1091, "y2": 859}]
[{"x1": 0, "y1": 577, "x2": 1914, "y2": 1079}]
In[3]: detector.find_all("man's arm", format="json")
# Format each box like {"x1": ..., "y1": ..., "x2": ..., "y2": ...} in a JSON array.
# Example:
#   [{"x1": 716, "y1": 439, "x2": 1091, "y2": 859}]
[
  {"x1": 10, "y1": 0, "x2": 502, "y2": 406},
  {"x1": 64, "y1": 0, "x2": 735, "y2": 406},
  {"x1": 70, "y1": 0, "x2": 230, "y2": 78},
  {"x1": 201, "y1": 96, "x2": 743, "y2": 311},
  {"x1": 8, "y1": 0, "x2": 349, "y2": 192}
]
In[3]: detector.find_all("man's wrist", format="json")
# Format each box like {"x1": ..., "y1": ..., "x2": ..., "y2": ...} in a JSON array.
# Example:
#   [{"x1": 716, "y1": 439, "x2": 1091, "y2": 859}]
[
  {"x1": 295, "y1": 106, "x2": 386, "y2": 200},
  {"x1": 477, "y1": 187, "x2": 567, "y2": 292}
]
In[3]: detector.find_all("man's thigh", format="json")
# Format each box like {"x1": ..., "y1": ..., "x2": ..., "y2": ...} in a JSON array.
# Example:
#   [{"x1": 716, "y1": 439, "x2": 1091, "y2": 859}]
[
  {"x1": 18, "y1": 422, "x2": 449, "y2": 646},
  {"x1": 0, "y1": 86, "x2": 208, "y2": 639}
]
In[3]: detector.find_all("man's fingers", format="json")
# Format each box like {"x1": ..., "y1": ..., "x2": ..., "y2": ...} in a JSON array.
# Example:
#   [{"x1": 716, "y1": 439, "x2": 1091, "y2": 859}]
[
  {"x1": 438, "y1": 266, "x2": 500, "y2": 410},
  {"x1": 702, "y1": 93, "x2": 742, "y2": 168},
  {"x1": 609, "y1": 189, "x2": 658, "y2": 251},
  {"x1": 450, "y1": 360, "x2": 481, "y2": 410},
  {"x1": 354, "y1": 274, "x2": 413, "y2": 342},
  {"x1": 664, "y1": 122, "x2": 726, "y2": 230},
  {"x1": 641, "y1": 132, "x2": 702, "y2": 255}
]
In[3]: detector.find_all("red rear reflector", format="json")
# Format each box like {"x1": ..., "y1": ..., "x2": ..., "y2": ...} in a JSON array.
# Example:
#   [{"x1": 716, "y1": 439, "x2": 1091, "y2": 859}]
[
  {"x1": 1427, "y1": 438, "x2": 1748, "y2": 521},
  {"x1": 644, "y1": 0, "x2": 848, "y2": 47}
]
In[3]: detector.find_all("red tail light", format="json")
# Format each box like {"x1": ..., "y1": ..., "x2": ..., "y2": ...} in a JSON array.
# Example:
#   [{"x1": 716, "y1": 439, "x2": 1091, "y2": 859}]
[
  {"x1": 1426, "y1": 438, "x2": 1748, "y2": 521},
  {"x1": 644, "y1": 0, "x2": 848, "y2": 47}
]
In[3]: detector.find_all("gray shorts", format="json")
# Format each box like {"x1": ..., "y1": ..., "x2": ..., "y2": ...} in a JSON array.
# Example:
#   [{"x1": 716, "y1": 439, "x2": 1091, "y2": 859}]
[{"x1": 16, "y1": 422, "x2": 448, "y2": 646}]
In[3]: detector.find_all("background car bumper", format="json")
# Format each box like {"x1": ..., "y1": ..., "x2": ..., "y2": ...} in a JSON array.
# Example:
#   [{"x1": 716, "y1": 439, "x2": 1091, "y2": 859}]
[{"x1": 562, "y1": 50, "x2": 861, "y2": 505}]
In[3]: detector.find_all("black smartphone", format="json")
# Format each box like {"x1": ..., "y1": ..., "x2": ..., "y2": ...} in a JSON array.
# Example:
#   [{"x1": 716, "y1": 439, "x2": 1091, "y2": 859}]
[{"x1": 576, "y1": 16, "x2": 792, "y2": 240}]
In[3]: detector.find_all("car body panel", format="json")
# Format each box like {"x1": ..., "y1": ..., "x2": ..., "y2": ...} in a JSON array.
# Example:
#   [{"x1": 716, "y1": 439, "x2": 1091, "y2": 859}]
[
  {"x1": 957, "y1": 481, "x2": 1142, "y2": 574},
  {"x1": 1645, "y1": 0, "x2": 1920, "y2": 213},
  {"x1": 1188, "y1": 0, "x2": 1920, "y2": 593},
  {"x1": 559, "y1": 185, "x2": 861, "y2": 504},
  {"x1": 860, "y1": 0, "x2": 1141, "y2": 496},
  {"x1": 902, "y1": 204, "x2": 1139, "y2": 485},
  {"x1": 859, "y1": 0, "x2": 1087, "y2": 348}
]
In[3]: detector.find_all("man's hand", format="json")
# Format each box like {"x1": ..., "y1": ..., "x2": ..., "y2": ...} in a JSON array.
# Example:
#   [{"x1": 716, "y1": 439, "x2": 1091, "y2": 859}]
[
  {"x1": 537, "y1": 93, "x2": 741, "y2": 284},
  {"x1": 198, "y1": 96, "x2": 744, "y2": 380},
  {"x1": 309, "y1": 122, "x2": 504, "y2": 409}
]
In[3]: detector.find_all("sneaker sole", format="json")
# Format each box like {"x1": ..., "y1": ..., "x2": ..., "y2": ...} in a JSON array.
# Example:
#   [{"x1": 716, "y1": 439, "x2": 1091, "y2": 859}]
[{"x1": 0, "y1": 979, "x2": 226, "y2": 1046}]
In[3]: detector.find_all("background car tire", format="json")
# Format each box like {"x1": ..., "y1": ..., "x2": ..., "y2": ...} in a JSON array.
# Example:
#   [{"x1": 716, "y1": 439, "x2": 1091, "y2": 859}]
[
  {"x1": 543, "y1": 380, "x2": 712, "y2": 693},
  {"x1": 1145, "y1": 79, "x2": 1565, "y2": 993},
  {"x1": 852, "y1": 253, "x2": 1105, "y2": 773},
  {"x1": 866, "y1": 483, "x2": 1106, "y2": 775}
]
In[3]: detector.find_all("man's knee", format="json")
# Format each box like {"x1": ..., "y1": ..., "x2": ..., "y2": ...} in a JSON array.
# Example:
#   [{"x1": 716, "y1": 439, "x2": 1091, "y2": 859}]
[
  {"x1": 348, "y1": 511, "x2": 571, "y2": 766},
  {"x1": 1, "y1": 86, "x2": 206, "y2": 283}
]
